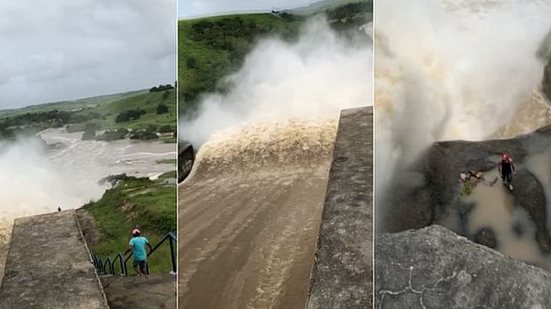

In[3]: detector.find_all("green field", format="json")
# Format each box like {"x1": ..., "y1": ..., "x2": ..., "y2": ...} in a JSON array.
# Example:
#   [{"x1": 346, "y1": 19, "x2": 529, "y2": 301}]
[
  {"x1": 67, "y1": 88, "x2": 177, "y2": 132},
  {"x1": 178, "y1": 1, "x2": 372, "y2": 116},
  {"x1": 0, "y1": 91, "x2": 142, "y2": 118},
  {"x1": 0, "y1": 85, "x2": 177, "y2": 141},
  {"x1": 82, "y1": 173, "x2": 177, "y2": 274}
]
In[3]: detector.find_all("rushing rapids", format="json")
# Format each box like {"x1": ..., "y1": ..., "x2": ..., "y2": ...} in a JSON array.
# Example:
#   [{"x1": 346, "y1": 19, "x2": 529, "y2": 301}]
[{"x1": 179, "y1": 119, "x2": 337, "y2": 308}]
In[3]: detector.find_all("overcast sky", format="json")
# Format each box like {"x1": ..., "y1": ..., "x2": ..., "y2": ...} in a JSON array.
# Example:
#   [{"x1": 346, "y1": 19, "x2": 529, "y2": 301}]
[
  {"x1": 179, "y1": 0, "x2": 318, "y2": 18},
  {"x1": 0, "y1": 0, "x2": 176, "y2": 109}
]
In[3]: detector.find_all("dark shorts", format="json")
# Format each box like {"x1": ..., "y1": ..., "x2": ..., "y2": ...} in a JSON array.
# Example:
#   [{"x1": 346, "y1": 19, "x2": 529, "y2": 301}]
[
  {"x1": 501, "y1": 172, "x2": 512, "y2": 183},
  {"x1": 133, "y1": 259, "x2": 146, "y2": 268}
]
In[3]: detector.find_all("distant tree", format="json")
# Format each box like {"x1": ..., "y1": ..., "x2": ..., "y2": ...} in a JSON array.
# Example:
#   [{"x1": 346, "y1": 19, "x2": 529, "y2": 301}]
[
  {"x1": 156, "y1": 104, "x2": 169, "y2": 114},
  {"x1": 162, "y1": 90, "x2": 170, "y2": 100},
  {"x1": 149, "y1": 84, "x2": 174, "y2": 93},
  {"x1": 115, "y1": 109, "x2": 146, "y2": 123},
  {"x1": 186, "y1": 56, "x2": 198, "y2": 69},
  {"x1": 159, "y1": 125, "x2": 174, "y2": 133},
  {"x1": 96, "y1": 128, "x2": 128, "y2": 141}
]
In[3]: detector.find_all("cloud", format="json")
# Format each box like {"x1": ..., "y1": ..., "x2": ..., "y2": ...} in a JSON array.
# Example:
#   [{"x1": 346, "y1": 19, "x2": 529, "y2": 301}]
[
  {"x1": 0, "y1": 0, "x2": 176, "y2": 109},
  {"x1": 179, "y1": 0, "x2": 317, "y2": 18}
]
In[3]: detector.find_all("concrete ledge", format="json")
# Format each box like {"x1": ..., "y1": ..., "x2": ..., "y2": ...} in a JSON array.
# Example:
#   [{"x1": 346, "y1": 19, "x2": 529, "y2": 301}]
[
  {"x1": 0, "y1": 210, "x2": 109, "y2": 308},
  {"x1": 307, "y1": 106, "x2": 373, "y2": 308}
]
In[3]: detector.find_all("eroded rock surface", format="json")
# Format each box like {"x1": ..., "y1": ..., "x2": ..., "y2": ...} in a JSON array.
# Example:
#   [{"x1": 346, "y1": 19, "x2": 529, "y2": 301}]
[
  {"x1": 380, "y1": 125, "x2": 551, "y2": 255},
  {"x1": 375, "y1": 225, "x2": 551, "y2": 309}
]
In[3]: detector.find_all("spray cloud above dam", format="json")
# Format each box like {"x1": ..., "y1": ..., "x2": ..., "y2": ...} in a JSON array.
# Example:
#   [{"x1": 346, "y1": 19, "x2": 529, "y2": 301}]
[
  {"x1": 181, "y1": 16, "x2": 372, "y2": 147},
  {"x1": 375, "y1": 0, "x2": 551, "y2": 207}
]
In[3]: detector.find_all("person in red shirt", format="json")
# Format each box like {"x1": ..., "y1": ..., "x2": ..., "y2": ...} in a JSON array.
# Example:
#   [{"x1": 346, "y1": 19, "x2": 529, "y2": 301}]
[{"x1": 498, "y1": 152, "x2": 516, "y2": 190}]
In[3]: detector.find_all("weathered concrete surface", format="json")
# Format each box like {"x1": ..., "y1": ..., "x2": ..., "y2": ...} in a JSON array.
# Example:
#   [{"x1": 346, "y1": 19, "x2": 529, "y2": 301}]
[
  {"x1": 308, "y1": 106, "x2": 373, "y2": 308},
  {"x1": 375, "y1": 225, "x2": 551, "y2": 309},
  {"x1": 0, "y1": 210, "x2": 109, "y2": 309},
  {"x1": 101, "y1": 274, "x2": 176, "y2": 308}
]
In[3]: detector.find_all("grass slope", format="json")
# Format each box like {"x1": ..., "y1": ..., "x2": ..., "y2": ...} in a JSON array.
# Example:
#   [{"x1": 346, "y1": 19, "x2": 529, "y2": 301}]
[
  {"x1": 68, "y1": 89, "x2": 177, "y2": 132},
  {"x1": 178, "y1": 13, "x2": 303, "y2": 114},
  {"x1": 0, "y1": 87, "x2": 177, "y2": 140},
  {"x1": 82, "y1": 173, "x2": 176, "y2": 274},
  {"x1": 0, "y1": 91, "x2": 142, "y2": 118}
]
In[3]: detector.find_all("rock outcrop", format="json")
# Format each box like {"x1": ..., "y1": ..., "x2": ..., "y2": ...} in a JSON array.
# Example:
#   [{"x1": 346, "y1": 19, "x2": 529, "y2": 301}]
[
  {"x1": 375, "y1": 225, "x2": 551, "y2": 309},
  {"x1": 178, "y1": 143, "x2": 194, "y2": 183},
  {"x1": 379, "y1": 124, "x2": 551, "y2": 254},
  {"x1": 543, "y1": 61, "x2": 551, "y2": 102}
]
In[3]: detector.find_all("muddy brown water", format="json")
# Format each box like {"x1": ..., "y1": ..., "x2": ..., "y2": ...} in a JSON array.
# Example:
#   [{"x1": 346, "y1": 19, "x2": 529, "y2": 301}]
[
  {"x1": 178, "y1": 120, "x2": 336, "y2": 309},
  {"x1": 0, "y1": 127, "x2": 176, "y2": 287},
  {"x1": 439, "y1": 167, "x2": 551, "y2": 270}
]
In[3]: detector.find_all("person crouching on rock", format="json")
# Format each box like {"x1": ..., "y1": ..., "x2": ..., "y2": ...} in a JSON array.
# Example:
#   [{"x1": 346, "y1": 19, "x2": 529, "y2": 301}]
[
  {"x1": 124, "y1": 228, "x2": 152, "y2": 276},
  {"x1": 498, "y1": 152, "x2": 516, "y2": 190}
]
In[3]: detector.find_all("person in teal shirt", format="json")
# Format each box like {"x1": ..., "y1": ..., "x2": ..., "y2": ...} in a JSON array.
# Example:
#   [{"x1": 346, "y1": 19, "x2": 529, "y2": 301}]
[{"x1": 124, "y1": 228, "x2": 152, "y2": 276}]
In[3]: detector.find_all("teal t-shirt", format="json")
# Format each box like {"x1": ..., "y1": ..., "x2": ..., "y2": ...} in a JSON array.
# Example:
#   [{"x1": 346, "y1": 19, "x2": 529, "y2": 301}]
[{"x1": 129, "y1": 236, "x2": 149, "y2": 261}]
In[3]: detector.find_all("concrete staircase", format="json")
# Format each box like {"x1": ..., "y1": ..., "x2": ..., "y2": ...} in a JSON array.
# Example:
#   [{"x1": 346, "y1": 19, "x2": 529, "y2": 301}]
[
  {"x1": 0, "y1": 210, "x2": 109, "y2": 308},
  {"x1": 0, "y1": 210, "x2": 176, "y2": 308},
  {"x1": 100, "y1": 274, "x2": 176, "y2": 309},
  {"x1": 307, "y1": 106, "x2": 373, "y2": 308}
]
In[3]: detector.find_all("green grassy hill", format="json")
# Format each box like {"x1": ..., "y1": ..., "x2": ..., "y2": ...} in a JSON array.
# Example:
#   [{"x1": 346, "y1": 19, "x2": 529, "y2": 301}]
[
  {"x1": 80, "y1": 173, "x2": 176, "y2": 274},
  {"x1": 68, "y1": 88, "x2": 176, "y2": 132},
  {"x1": 0, "y1": 86, "x2": 177, "y2": 141},
  {"x1": 0, "y1": 91, "x2": 142, "y2": 118},
  {"x1": 178, "y1": 1, "x2": 372, "y2": 116},
  {"x1": 178, "y1": 14, "x2": 304, "y2": 114}
]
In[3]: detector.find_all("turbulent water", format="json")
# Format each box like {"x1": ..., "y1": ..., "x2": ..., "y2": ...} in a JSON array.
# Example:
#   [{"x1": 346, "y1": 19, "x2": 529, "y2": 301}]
[
  {"x1": 179, "y1": 120, "x2": 336, "y2": 308},
  {"x1": 376, "y1": 0, "x2": 551, "y2": 270},
  {"x1": 0, "y1": 127, "x2": 176, "y2": 284},
  {"x1": 178, "y1": 11, "x2": 372, "y2": 308}
]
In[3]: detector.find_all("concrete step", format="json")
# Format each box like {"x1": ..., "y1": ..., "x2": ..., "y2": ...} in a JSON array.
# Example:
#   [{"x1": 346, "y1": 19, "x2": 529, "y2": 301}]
[
  {"x1": 101, "y1": 273, "x2": 176, "y2": 309},
  {"x1": 0, "y1": 210, "x2": 109, "y2": 309}
]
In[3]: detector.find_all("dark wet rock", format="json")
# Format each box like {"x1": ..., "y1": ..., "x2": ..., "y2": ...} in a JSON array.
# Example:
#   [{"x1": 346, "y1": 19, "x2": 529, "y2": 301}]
[
  {"x1": 473, "y1": 227, "x2": 497, "y2": 249},
  {"x1": 379, "y1": 124, "x2": 551, "y2": 253},
  {"x1": 178, "y1": 143, "x2": 195, "y2": 183},
  {"x1": 543, "y1": 61, "x2": 551, "y2": 102},
  {"x1": 510, "y1": 170, "x2": 551, "y2": 253},
  {"x1": 375, "y1": 225, "x2": 551, "y2": 309},
  {"x1": 512, "y1": 220, "x2": 524, "y2": 237}
]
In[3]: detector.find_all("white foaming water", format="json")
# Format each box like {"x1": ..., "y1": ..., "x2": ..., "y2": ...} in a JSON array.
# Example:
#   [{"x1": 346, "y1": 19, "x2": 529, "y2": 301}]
[
  {"x1": 0, "y1": 129, "x2": 176, "y2": 224},
  {"x1": 181, "y1": 17, "x2": 372, "y2": 147},
  {"x1": 375, "y1": 0, "x2": 551, "y2": 209}
]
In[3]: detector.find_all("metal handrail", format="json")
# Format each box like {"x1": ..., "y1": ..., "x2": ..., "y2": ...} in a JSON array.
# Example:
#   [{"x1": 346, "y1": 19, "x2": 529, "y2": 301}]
[
  {"x1": 92, "y1": 232, "x2": 177, "y2": 276},
  {"x1": 103, "y1": 258, "x2": 113, "y2": 275},
  {"x1": 114, "y1": 253, "x2": 127, "y2": 276}
]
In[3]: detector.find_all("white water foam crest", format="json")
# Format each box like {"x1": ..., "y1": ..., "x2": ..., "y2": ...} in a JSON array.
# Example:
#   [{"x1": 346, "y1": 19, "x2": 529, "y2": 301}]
[
  {"x1": 375, "y1": 0, "x2": 551, "y2": 206},
  {"x1": 181, "y1": 16, "x2": 372, "y2": 147}
]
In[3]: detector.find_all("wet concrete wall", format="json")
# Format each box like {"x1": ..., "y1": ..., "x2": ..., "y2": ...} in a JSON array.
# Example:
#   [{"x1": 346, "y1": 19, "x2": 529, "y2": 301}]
[
  {"x1": 0, "y1": 210, "x2": 109, "y2": 309},
  {"x1": 307, "y1": 106, "x2": 373, "y2": 308}
]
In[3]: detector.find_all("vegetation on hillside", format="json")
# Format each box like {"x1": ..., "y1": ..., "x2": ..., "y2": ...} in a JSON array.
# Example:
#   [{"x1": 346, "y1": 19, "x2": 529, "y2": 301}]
[
  {"x1": 0, "y1": 85, "x2": 177, "y2": 142},
  {"x1": 178, "y1": 1, "x2": 372, "y2": 116},
  {"x1": 82, "y1": 173, "x2": 176, "y2": 274},
  {"x1": 178, "y1": 14, "x2": 304, "y2": 113}
]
